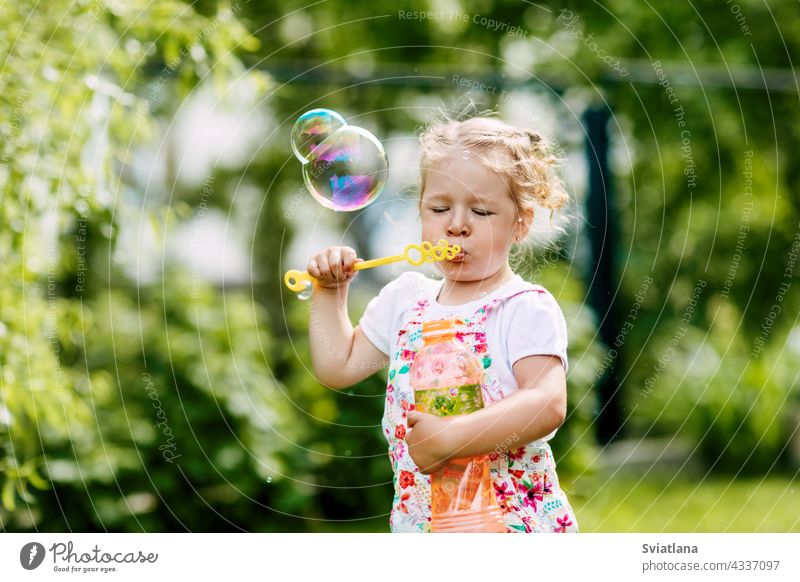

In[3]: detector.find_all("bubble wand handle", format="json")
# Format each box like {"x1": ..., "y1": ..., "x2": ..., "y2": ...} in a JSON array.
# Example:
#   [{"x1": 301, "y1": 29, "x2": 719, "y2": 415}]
[{"x1": 283, "y1": 239, "x2": 461, "y2": 293}]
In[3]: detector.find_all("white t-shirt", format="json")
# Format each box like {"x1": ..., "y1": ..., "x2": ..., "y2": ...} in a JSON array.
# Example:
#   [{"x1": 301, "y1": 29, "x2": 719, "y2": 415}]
[{"x1": 358, "y1": 271, "x2": 569, "y2": 441}]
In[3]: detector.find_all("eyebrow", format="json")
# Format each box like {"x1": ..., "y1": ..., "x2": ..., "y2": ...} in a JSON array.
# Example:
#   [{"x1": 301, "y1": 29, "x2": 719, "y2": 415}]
[
  {"x1": 424, "y1": 194, "x2": 449, "y2": 203},
  {"x1": 424, "y1": 193, "x2": 494, "y2": 205}
]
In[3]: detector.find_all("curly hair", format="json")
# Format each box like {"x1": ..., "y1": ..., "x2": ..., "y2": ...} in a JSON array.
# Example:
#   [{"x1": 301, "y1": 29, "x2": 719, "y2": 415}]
[{"x1": 418, "y1": 116, "x2": 569, "y2": 223}]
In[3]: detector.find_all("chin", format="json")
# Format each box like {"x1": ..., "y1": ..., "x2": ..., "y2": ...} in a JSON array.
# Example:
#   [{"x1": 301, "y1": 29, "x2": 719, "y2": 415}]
[{"x1": 436, "y1": 263, "x2": 478, "y2": 281}]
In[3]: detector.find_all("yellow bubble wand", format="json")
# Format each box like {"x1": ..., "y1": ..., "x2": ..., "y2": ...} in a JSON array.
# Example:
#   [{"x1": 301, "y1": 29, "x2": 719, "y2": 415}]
[{"x1": 284, "y1": 239, "x2": 461, "y2": 294}]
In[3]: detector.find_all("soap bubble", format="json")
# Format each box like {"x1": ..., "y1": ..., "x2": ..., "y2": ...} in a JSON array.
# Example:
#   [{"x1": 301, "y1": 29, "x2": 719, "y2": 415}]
[
  {"x1": 290, "y1": 108, "x2": 347, "y2": 163},
  {"x1": 302, "y1": 125, "x2": 388, "y2": 212},
  {"x1": 290, "y1": 109, "x2": 389, "y2": 212},
  {"x1": 297, "y1": 281, "x2": 312, "y2": 301}
]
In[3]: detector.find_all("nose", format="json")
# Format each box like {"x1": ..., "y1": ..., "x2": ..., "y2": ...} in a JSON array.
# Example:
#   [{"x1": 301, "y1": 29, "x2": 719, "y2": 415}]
[
  {"x1": 446, "y1": 221, "x2": 469, "y2": 237},
  {"x1": 446, "y1": 210, "x2": 470, "y2": 236}
]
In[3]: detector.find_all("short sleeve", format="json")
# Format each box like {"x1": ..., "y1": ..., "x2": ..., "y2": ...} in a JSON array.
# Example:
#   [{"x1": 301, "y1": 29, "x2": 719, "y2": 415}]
[
  {"x1": 505, "y1": 289, "x2": 569, "y2": 373},
  {"x1": 358, "y1": 271, "x2": 426, "y2": 356}
]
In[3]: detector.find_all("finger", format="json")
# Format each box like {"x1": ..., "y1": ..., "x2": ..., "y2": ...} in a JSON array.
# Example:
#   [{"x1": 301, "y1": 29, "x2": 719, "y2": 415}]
[
  {"x1": 407, "y1": 411, "x2": 418, "y2": 427},
  {"x1": 337, "y1": 250, "x2": 351, "y2": 279},
  {"x1": 328, "y1": 250, "x2": 342, "y2": 280},
  {"x1": 307, "y1": 258, "x2": 320, "y2": 278},
  {"x1": 316, "y1": 255, "x2": 331, "y2": 280},
  {"x1": 341, "y1": 248, "x2": 357, "y2": 272}
]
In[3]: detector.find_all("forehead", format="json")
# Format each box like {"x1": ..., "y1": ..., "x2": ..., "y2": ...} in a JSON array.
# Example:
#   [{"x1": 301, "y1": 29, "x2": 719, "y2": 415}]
[{"x1": 422, "y1": 155, "x2": 513, "y2": 204}]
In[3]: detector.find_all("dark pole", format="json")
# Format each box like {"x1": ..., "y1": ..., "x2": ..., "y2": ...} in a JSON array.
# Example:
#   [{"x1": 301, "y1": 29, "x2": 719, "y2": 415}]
[{"x1": 583, "y1": 105, "x2": 623, "y2": 445}]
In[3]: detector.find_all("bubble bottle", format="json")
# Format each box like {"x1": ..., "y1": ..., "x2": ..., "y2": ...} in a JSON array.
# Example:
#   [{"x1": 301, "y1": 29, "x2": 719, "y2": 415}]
[{"x1": 410, "y1": 319, "x2": 506, "y2": 533}]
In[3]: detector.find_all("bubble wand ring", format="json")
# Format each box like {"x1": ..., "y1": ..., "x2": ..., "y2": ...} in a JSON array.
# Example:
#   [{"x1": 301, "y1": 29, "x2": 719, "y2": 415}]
[{"x1": 284, "y1": 239, "x2": 461, "y2": 293}]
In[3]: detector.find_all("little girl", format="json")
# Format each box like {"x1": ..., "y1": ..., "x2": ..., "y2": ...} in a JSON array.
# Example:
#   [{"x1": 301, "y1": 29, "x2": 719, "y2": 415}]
[{"x1": 306, "y1": 116, "x2": 579, "y2": 533}]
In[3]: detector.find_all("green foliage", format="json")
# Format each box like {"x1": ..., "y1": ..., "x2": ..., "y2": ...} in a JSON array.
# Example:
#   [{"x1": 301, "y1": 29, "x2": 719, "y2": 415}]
[
  {"x1": 3, "y1": 272, "x2": 296, "y2": 531},
  {"x1": 0, "y1": 0, "x2": 263, "y2": 525},
  {"x1": 629, "y1": 300, "x2": 800, "y2": 474}
]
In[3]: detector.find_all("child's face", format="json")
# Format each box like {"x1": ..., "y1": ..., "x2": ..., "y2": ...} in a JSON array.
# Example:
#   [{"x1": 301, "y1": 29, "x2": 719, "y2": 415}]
[{"x1": 420, "y1": 152, "x2": 525, "y2": 283}]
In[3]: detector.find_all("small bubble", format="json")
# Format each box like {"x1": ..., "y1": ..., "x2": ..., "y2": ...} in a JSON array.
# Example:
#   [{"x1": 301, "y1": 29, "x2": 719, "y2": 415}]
[
  {"x1": 297, "y1": 281, "x2": 312, "y2": 301},
  {"x1": 345, "y1": 449, "x2": 352, "y2": 456},
  {"x1": 462, "y1": 149, "x2": 470, "y2": 160},
  {"x1": 266, "y1": 477, "x2": 273, "y2": 483}
]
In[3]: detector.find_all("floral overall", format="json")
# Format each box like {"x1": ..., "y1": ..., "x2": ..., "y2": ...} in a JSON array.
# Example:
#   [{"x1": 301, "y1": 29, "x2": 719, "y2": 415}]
[{"x1": 382, "y1": 283, "x2": 579, "y2": 533}]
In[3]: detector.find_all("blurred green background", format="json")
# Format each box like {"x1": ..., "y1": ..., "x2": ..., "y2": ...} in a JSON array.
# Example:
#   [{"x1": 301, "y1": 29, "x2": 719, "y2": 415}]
[{"x1": 1, "y1": 0, "x2": 799, "y2": 532}]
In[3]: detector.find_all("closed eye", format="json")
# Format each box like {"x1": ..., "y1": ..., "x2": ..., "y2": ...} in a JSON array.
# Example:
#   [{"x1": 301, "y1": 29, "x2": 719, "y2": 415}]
[
  {"x1": 430, "y1": 207, "x2": 449, "y2": 213},
  {"x1": 472, "y1": 209, "x2": 494, "y2": 216}
]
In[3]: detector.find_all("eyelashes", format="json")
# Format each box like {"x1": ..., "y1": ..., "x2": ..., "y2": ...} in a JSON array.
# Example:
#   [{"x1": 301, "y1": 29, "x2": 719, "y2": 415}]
[{"x1": 429, "y1": 207, "x2": 494, "y2": 217}]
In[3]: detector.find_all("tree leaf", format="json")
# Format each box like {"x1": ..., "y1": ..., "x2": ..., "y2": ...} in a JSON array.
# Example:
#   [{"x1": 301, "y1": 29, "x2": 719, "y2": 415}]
[{"x1": 1, "y1": 478, "x2": 16, "y2": 511}]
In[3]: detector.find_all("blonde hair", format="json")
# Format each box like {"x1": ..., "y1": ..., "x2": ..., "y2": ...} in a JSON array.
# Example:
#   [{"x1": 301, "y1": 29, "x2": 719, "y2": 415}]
[{"x1": 418, "y1": 116, "x2": 569, "y2": 222}]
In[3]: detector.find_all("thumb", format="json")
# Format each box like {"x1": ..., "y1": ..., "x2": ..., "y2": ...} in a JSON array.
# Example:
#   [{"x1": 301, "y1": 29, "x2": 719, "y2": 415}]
[{"x1": 347, "y1": 258, "x2": 364, "y2": 281}]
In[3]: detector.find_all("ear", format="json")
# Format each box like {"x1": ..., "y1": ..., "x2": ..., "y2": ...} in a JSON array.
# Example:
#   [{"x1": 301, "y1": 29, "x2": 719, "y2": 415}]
[{"x1": 515, "y1": 207, "x2": 534, "y2": 241}]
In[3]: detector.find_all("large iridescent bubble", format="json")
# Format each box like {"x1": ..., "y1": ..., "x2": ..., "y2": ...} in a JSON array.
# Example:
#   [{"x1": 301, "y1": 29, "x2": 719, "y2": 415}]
[
  {"x1": 301, "y1": 125, "x2": 388, "y2": 212},
  {"x1": 290, "y1": 109, "x2": 347, "y2": 163}
]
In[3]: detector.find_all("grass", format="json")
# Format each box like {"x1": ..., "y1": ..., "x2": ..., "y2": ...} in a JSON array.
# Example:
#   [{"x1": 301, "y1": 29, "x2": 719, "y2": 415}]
[
  {"x1": 307, "y1": 474, "x2": 800, "y2": 533},
  {"x1": 568, "y1": 473, "x2": 800, "y2": 532}
]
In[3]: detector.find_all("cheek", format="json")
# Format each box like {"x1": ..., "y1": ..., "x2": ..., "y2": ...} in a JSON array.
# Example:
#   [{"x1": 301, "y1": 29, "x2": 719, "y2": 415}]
[
  {"x1": 487, "y1": 230, "x2": 515, "y2": 255},
  {"x1": 420, "y1": 221, "x2": 437, "y2": 242},
  {"x1": 421, "y1": 214, "x2": 443, "y2": 231},
  {"x1": 481, "y1": 222, "x2": 507, "y2": 243}
]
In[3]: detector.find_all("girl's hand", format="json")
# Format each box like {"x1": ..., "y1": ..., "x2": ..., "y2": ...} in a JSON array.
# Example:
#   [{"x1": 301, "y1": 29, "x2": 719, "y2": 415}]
[
  {"x1": 307, "y1": 246, "x2": 362, "y2": 290},
  {"x1": 406, "y1": 411, "x2": 456, "y2": 474}
]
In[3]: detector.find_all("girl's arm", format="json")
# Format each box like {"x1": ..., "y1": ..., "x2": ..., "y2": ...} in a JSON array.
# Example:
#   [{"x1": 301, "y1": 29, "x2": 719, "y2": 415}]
[
  {"x1": 406, "y1": 355, "x2": 566, "y2": 473},
  {"x1": 307, "y1": 246, "x2": 389, "y2": 389}
]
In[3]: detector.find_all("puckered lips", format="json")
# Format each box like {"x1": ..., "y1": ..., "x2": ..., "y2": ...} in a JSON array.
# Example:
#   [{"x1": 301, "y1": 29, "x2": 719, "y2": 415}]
[{"x1": 448, "y1": 245, "x2": 466, "y2": 263}]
